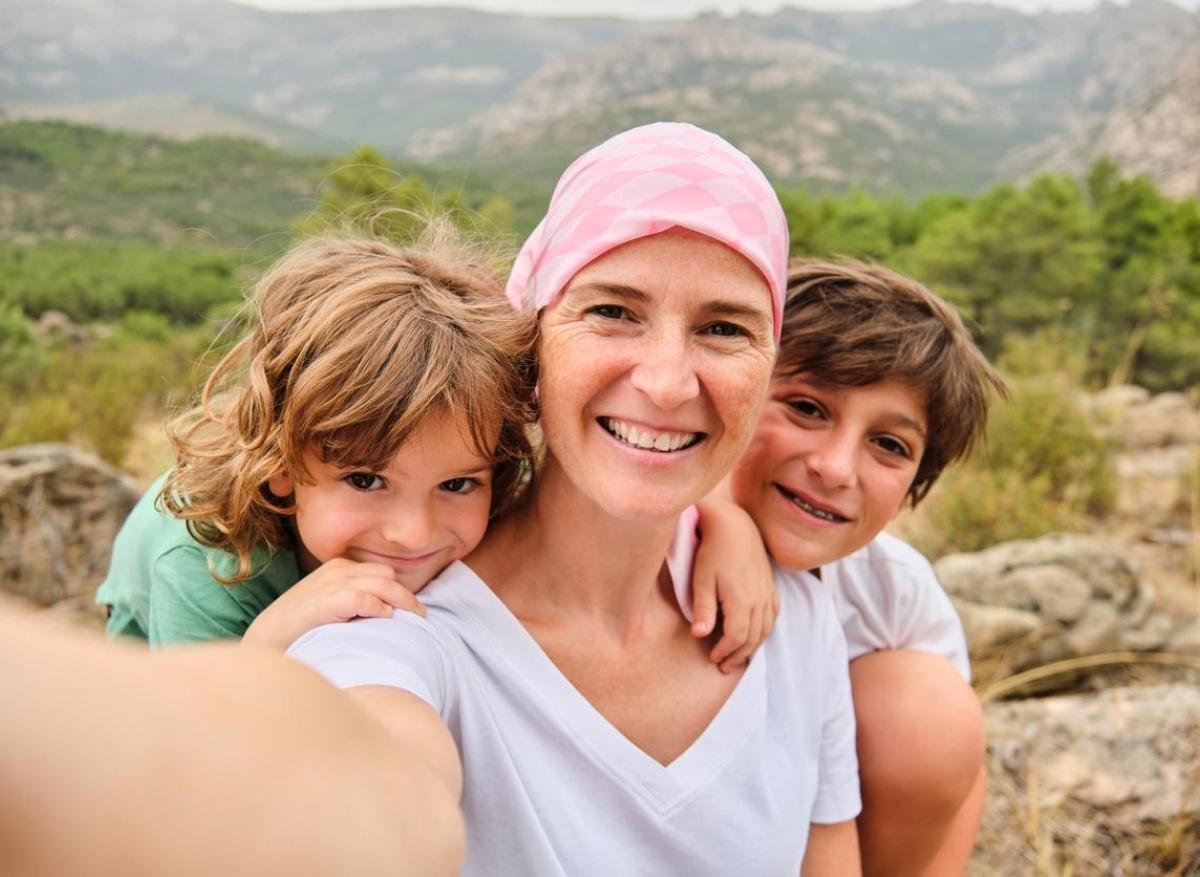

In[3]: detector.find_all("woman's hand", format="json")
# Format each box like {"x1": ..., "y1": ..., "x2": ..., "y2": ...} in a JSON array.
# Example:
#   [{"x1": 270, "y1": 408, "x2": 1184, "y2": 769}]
[
  {"x1": 242, "y1": 557, "x2": 425, "y2": 652},
  {"x1": 690, "y1": 497, "x2": 779, "y2": 673}
]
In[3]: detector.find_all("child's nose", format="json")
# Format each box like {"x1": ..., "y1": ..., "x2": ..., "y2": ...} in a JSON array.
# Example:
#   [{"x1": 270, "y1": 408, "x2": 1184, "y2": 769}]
[{"x1": 381, "y1": 502, "x2": 436, "y2": 551}]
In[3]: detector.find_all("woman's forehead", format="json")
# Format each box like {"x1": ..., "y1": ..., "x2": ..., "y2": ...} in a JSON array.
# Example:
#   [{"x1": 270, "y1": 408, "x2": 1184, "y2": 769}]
[{"x1": 564, "y1": 228, "x2": 773, "y2": 309}]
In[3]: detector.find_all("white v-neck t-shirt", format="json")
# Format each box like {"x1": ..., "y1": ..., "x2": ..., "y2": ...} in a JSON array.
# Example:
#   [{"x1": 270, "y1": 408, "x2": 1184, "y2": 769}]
[{"x1": 289, "y1": 561, "x2": 861, "y2": 876}]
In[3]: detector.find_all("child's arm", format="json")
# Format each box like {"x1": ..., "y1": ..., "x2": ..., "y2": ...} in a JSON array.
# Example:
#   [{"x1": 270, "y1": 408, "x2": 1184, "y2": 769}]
[
  {"x1": 242, "y1": 558, "x2": 425, "y2": 652},
  {"x1": 691, "y1": 496, "x2": 779, "y2": 674}
]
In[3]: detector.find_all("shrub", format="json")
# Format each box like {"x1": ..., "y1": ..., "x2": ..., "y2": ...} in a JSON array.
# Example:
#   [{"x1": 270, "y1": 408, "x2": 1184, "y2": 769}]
[{"x1": 910, "y1": 375, "x2": 1115, "y2": 557}]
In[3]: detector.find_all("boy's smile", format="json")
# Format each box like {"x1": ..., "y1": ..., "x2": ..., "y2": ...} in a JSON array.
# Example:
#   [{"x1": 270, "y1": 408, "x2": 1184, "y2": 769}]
[{"x1": 729, "y1": 375, "x2": 927, "y2": 571}]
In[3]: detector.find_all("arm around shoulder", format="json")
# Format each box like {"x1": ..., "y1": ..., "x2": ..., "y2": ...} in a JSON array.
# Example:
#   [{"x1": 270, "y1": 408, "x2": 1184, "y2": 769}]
[{"x1": 802, "y1": 821, "x2": 861, "y2": 877}]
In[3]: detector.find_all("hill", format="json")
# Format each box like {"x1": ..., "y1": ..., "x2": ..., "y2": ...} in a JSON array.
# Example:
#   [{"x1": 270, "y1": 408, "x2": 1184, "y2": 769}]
[{"x1": 3, "y1": 0, "x2": 1198, "y2": 194}]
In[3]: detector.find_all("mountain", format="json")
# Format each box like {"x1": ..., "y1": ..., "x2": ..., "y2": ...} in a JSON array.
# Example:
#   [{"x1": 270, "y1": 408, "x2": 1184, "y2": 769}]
[
  {"x1": 3, "y1": 0, "x2": 1198, "y2": 194},
  {"x1": 1043, "y1": 35, "x2": 1200, "y2": 197}
]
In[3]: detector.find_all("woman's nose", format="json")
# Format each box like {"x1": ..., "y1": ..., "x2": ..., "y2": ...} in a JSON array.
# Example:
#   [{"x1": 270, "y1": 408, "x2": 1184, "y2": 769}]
[{"x1": 628, "y1": 329, "x2": 699, "y2": 410}]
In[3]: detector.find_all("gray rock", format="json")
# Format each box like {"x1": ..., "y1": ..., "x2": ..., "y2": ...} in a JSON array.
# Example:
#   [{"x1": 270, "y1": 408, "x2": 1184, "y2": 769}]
[
  {"x1": 0, "y1": 444, "x2": 140, "y2": 606},
  {"x1": 936, "y1": 535, "x2": 1186, "y2": 691},
  {"x1": 971, "y1": 684, "x2": 1200, "y2": 877}
]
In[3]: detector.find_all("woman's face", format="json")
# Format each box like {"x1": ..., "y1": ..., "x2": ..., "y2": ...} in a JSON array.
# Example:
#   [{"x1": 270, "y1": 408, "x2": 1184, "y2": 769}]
[{"x1": 537, "y1": 227, "x2": 776, "y2": 521}]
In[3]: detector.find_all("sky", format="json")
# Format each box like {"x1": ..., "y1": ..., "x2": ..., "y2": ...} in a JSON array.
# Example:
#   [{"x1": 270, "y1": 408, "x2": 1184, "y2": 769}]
[{"x1": 231, "y1": 0, "x2": 1200, "y2": 17}]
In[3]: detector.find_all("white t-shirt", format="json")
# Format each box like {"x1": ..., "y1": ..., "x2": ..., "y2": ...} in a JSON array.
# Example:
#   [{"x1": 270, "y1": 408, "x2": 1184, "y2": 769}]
[
  {"x1": 289, "y1": 560, "x2": 861, "y2": 876},
  {"x1": 822, "y1": 532, "x2": 970, "y2": 682}
]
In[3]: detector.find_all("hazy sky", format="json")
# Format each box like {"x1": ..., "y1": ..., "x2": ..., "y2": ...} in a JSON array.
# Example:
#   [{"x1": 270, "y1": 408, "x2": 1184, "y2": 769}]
[{"x1": 231, "y1": 0, "x2": 1200, "y2": 17}]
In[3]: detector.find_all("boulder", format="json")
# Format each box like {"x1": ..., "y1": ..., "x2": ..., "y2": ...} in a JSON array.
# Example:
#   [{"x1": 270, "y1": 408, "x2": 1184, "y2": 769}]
[
  {"x1": 1084, "y1": 385, "x2": 1200, "y2": 449},
  {"x1": 0, "y1": 444, "x2": 140, "y2": 606},
  {"x1": 936, "y1": 534, "x2": 1190, "y2": 690},
  {"x1": 971, "y1": 684, "x2": 1200, "y2": 876}
]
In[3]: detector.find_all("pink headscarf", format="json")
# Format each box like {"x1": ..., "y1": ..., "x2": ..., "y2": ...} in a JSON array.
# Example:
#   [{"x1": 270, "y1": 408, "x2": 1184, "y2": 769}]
[{"x1": 505, "y1": 122, "x2": 789, "y2": 340}]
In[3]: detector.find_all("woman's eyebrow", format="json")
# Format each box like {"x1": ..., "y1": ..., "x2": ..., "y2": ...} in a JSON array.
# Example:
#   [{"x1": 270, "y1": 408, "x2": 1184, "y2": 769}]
[
  {"x1": 563, "y1": 282, "x2": 648, "y2": 303},
  {"x1": 699, "y1": 300, "x2": 772, "y2": 329}
]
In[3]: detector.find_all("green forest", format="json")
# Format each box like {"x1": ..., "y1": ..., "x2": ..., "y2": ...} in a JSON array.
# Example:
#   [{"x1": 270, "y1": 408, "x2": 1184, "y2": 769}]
[{"x1": 2, "y1": 119, "x2": 1197, "y2": 554}]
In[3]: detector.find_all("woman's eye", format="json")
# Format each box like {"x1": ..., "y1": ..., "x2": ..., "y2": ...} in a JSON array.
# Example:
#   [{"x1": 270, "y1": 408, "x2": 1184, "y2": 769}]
[
  {"x1": 344, "y1": 472, "x2": 385, "y2": 491},
  {"x1": 873, "y1": 436, "x2": 912, "y2": 459},
  {"x1": 588, "y1": 304, "x2": 627, "y2": 320},
  {"x1": 440, "y1": 477, "x2": 481, "y2": 495},
  {"x1": 704, "y1": 322, "x2": 746, "y2": 338}
]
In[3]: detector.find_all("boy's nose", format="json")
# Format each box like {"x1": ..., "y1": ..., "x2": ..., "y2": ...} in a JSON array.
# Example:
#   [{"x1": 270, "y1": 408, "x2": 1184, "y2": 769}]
[{"x1": 805, "y1": 433, "x2": 858, "y2": 490}]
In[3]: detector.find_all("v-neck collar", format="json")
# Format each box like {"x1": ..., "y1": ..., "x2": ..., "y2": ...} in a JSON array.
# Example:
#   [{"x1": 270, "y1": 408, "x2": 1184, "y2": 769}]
[{"x1": 438, "y1": 561, "x2": 768, "y2": 815}]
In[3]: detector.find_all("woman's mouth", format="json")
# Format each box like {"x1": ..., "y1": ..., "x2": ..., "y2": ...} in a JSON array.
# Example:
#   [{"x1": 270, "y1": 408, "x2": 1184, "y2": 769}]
[
  {"x1": 599, "y1": 417, "x2": 703, "y2": 453},
  {"x1": 775, "y1": 484, "x2": 850, "y2": 523}
]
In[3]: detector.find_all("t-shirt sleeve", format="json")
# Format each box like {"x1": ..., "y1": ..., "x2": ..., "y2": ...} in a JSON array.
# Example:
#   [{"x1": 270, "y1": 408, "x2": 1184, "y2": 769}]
[
  {"x1": 833, "y1": 539, "x2": 971, "y2": 682},
  {"x1": 287, "y1": 614, "x2": 448, "y2": 713},
  {"x1": 812, "y1": 592, "x2": 862, "y2": 825},
  {"x1": 147, "y1": 546, "x2": 257, "y2": 647}
]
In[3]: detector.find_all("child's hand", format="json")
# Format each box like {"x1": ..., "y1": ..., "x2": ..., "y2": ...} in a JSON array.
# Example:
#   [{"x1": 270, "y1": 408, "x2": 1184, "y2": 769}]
[
  {"x1": 242, "y1": 557, "x2": 425, "y2": 652},
  {"x1": 691, "y1": 498, "x2": 779, "y2": 674}
]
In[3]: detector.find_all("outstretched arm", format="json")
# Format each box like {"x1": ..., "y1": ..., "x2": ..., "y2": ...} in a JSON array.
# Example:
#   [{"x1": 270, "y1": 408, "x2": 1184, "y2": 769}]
[{"x1": 0, "y1": 608, "x2": 463, "y2": 877}]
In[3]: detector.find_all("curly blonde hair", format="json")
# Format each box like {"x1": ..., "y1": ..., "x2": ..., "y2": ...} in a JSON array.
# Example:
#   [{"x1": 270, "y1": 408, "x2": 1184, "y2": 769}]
[{"x1": 162, "y1": 225, "x2": 536, "y2": 583}]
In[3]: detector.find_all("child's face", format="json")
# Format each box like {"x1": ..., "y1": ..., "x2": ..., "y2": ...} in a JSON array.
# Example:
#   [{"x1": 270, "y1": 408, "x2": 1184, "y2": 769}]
[
  {"x1": 728, "y1": 375, "x2": 926, "y2": 571},
  {"x1": 268, "y1": 411, "x2": 496, "y2": 592}
]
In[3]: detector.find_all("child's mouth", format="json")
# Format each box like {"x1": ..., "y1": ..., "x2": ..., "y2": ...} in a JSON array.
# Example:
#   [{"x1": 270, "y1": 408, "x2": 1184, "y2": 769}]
[
  {"x1": 599, "y1": 417, "x2": 703, "y2": 453},
  {"x1": 775, "y1": 484, "x2": 850, "y2": 523}
]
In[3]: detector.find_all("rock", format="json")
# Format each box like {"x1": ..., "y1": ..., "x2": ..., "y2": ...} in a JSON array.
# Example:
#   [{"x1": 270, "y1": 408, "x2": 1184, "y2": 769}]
[
  {"x1": 1085, "y1": 384, "x2": 1200, "y2": 450},
  {"x1": 937, "y1": 535, "x2": 1183, "y2": 691},
  {"x1": 1169, "y1": 616, "x2": 1200, "y2": 655},
  {"x1": 971, "y1": 684, "x2": 1200, "y2": 876},
  {"x1": 0, "y1": 444, "x2": 140, "y2": 606}
]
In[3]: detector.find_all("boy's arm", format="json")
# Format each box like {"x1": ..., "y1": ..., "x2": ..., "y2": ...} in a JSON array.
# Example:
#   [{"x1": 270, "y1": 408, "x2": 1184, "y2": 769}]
[
  {"x1": 0, "y1": 609, "x2": 463, "y2": 877},
  {"x1": 691, "y1": 495, "x2": 779, "y2": 672},
  {"x1": 801, "y1": 821, "x2": 862, "y2": 876}
]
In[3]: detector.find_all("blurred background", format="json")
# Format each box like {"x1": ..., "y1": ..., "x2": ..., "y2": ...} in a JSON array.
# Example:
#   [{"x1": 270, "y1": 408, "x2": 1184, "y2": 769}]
[{"x1": 1, "y1": 0, "x2": 1197, "y2": 873}]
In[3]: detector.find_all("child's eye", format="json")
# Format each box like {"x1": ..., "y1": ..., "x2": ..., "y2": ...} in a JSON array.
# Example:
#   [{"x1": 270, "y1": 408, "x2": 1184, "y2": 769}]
[
  {"x1": 588, "y1": 304, "x2": 628, "y2": 320},
  {"x1": 344, "y1": 472, "x2": 385, "y2": 491},
  {"x1": 787, "y1": 397, "x2": 826, "y2": 419},
  {"x1": 872, "y1": 435, "x2": 912, "y2": 459},
  {"x1": 440, "y1": 477, "x2": 481, "y2": 495}
]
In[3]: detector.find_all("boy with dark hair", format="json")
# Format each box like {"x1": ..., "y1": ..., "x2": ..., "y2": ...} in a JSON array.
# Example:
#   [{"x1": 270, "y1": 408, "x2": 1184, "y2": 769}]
[{"x1": 723, "y1": 258, "x2": 1006, "y2": 875}]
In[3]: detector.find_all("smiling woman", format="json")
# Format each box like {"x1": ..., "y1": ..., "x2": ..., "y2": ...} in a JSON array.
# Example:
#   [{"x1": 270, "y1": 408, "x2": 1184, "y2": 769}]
[{"x1": 287, "y1": 122, "x2": 863, "y2": 875}]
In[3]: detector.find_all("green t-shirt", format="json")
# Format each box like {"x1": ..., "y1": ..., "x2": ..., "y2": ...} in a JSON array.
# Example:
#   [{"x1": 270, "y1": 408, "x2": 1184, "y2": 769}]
[{"x1": 95, "y1": 473, "x2": 300, "y2": 647}]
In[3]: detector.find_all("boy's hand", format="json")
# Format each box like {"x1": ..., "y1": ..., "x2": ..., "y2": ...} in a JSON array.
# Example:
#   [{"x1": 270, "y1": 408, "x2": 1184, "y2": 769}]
[
  {"x1": 242, "y1": 557, "x2": 424, "y2": 652},
  {"x1": 691, "y1": 498, "x2": 779, "y2": 674}
]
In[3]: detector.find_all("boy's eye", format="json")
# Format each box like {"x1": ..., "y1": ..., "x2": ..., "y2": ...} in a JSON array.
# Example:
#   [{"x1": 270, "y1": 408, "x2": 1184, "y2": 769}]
[
  {"x1": 787, "y1": 397, "x2": 825, "y2": 419},
  {"x1": 344, "y1": 472, "x2": 385, "y2": 491},
  {"x1": 588, "y1": 304, "x2": 628, "y2": 320},
  {"x1": 873, "y1": 435, "x2": 912, "y2": 459},
  {"x1": 440, "y1": 477, "x2": 481, "y2": 495}
]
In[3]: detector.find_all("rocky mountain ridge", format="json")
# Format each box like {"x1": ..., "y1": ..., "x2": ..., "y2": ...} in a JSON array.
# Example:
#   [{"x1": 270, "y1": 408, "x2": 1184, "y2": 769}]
[{"x1": 3, "y1": 0, "x2": 1198, "y2": 194}]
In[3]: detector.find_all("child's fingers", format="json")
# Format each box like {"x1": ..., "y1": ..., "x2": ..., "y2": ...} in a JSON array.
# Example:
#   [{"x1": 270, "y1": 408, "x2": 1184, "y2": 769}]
[
  {"x1": 708, "y1": 600, "x2": 750, "y2": 665},
  {"x1": 760, "y1": 595, "x2": 779, "y2": 642},
  {"x1": 324, "y1": 589, "x2": 394, "y2": 623},
  {"x1": 690, "y1": 567, "x2": 719, "y2": 638},
  {"x1": 376, "y1": 581, "x2": 426, "y2": 617},
  {"x1": 718, "y1": 606, "x2": 763, "y2": 674}
]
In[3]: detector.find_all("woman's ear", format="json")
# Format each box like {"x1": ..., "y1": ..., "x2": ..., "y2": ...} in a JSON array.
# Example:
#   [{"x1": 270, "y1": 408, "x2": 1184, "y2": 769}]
[{"x1": 267, "y1": 472, "x2": 293, "y2": 501}]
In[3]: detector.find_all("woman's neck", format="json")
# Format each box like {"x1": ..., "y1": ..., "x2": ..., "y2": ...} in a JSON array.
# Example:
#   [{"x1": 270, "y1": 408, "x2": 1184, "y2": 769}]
[{"x1": 468, "y1": 457, "x2": 681, "y2": 637}]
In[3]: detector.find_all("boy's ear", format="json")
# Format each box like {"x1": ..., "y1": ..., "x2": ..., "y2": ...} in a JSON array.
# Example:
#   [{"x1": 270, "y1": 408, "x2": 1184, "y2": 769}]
[{"x1": 267, "y1": 472, "x2": 293, "y2": 500}]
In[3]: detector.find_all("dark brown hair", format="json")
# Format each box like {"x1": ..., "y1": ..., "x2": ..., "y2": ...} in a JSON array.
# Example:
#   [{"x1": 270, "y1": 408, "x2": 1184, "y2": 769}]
[
  {"x1": 162, "y1": 223, "x2": 537, "y2": 583},
  {"x1": 778, "y1": 258, "x2": 1007, "y2": 506}
]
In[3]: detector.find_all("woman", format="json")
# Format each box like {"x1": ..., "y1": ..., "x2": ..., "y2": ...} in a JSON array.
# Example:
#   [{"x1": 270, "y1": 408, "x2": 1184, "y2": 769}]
[
  {"x1": 288, "y1": 122, "x2": 861, "y2": 874},
  {"x1": 0, "y1": 123, "x2": 860, "y2": 876}
]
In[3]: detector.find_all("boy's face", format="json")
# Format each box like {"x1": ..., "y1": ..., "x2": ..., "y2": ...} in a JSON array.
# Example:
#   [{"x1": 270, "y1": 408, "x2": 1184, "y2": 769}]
[
  {"x1": 268, "y1": 410, "x2": 496, "y2": 592},
  {"x1": 728, "y1": 374, "x2": 926, "y2": 571}
]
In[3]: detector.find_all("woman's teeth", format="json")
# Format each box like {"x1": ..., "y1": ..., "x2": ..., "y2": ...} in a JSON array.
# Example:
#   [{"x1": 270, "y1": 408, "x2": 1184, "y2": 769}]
[{"x1": 601, "y1": 418, "x2": 700, "y2": 452}]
